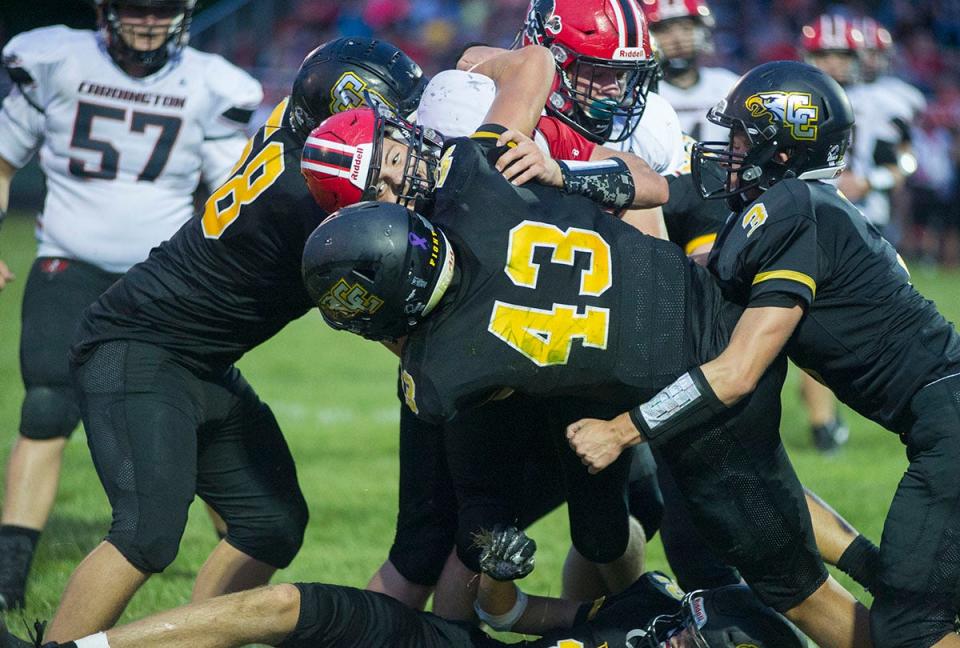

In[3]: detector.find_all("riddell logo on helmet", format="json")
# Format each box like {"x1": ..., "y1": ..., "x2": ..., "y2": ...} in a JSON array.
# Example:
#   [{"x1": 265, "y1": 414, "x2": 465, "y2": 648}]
[
  {"x1": 691, "y1": 596, "x2": 708, "y2": 628},
  {"x1": 351, "y1": 147, "x2": 364, "y2": 181},
  {"x1": 348, "y1": 144, "x2": 372, "y2": 189},
  {"x1": 613, "y1": 47, "x2": 647, "y2": 60}
]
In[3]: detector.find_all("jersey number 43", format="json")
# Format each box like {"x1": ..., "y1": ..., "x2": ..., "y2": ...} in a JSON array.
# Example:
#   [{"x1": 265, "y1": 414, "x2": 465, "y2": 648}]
[{"x1": 488, "y1": 220, "x2": 611, "y2": 367}]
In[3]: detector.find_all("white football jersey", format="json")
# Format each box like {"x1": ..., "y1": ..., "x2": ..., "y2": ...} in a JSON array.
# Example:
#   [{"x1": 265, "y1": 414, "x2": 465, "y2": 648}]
[
  {"x1": 607, "y1": 91, "x2": 687, "y2": 175},
  {"x1": 657, "y1": 66, "x2": 740, "y2": 142},
  {"x1": 416, "y1": 70, "x2": 686, "y2": 175},
  {"x1": 844, "y1": 81, "x2": 911, "y2": 226},
  {"x1": 0, "y1": 26, "x2": 262, "y2": 273}
]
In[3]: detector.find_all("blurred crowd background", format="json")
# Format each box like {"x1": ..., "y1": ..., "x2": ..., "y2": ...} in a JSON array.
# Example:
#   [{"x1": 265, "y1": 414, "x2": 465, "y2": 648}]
[{"x1": 3, "y1": 0, "x2": 960, "y2": 265}]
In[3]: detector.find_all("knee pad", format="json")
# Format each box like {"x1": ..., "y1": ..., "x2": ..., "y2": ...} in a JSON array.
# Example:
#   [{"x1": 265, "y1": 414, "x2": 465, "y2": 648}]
[
  {"x1": 20, "y1": 385, "x2": 80, "y2": 439},
  {"x1": 228, "y1": 493, "x2": 309, "y2": 569},
  {"x1": 108, "y1": 524, "x2": 184, "y2": 574},
  {"x1": 389, "y1": 518, "x2": 455, "y2": 586},
  {"x1": 570, "y1": 515, "x2": 630, "y2": 564}
]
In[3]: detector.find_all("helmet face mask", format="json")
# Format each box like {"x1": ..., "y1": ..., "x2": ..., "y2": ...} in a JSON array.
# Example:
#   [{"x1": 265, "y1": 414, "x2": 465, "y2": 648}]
[
  {"x1": 556, "y1": 48, "x2": 659, "y2": 142},
  {"x1": 637, "y1": 586, "x2": 807, "y2": 648},
  {"x1": 98, "y1": 0, "x2": 194, "y2": 75},
  {"x1": 520, "y1": 0, "x2": 659, "y2": 143},
  {"x1": 691, "y1": 61, "x2": 854, "y2": 209}
]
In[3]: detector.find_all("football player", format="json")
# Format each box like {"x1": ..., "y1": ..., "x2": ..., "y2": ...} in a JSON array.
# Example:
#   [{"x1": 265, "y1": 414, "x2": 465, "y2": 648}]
[
  {"x1": 2, "y1": 528, "x2": 804, "y2": 648},
  {"x1": 573, "y1": 60, "x2": 960, "y2": 648},
  {"x1": 0, "y1": 0, "x2": 261, "y2": 610},
  {"x1": 298, "y1": 65, "x2": 871, "y2": 648},
  {"x1": 40, "y1": 38, "x2": 426, "y2": 642},
  {"x1": 639, "y1": 0, "x2": 738, "y2": 143},
  {"x1": 307, "y1": 46, "x2": 664, "y2": 614}
]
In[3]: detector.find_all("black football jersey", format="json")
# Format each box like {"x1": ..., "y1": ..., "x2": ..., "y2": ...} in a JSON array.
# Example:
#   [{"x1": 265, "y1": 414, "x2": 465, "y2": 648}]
[
  {"x1": 663, "y1": 161, "x2": 730, "y2": 255},
  {"x1": 708, "y1": 178, "x2": 960, "y2": 429},
  {"x1": 400, "y1": 130, "x2": 734, "y2": 423},
  {"x1": 73, "y1": 100, "x2": 329, "y2": 371}
]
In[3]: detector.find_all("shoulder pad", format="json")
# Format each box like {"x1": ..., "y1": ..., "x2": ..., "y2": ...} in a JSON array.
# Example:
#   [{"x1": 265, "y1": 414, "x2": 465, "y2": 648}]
[
  {"x1": 747, "y1": 178, "x2": 813, "y2": 224},
  {"x1": 185, "y1": 48, "x2": 262, "y2": 108},
  {"x1": 3, "y1": 26, "x2": 89, "y2": 111},
  {"x1": 3, "y1": 26, "x2": 86, "y2": 80},
  {"x1": 633, "y1": 92, "x2": 686, "y2": 174}
]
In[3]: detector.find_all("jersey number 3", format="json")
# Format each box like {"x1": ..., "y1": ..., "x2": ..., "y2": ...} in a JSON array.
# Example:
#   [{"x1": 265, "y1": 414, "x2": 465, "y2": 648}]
[{"x1": 488, "y1": 220, "x2": 611, "y2": 367}]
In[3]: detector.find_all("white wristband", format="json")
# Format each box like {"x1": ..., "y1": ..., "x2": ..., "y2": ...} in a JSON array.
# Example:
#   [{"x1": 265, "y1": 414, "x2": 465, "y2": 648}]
[
  {"x1": 474, "y1": 585, "x2": 529, "y2": 632},
  {"x1": 75, "y1": 632, "x2": 111, "y2": 648}
]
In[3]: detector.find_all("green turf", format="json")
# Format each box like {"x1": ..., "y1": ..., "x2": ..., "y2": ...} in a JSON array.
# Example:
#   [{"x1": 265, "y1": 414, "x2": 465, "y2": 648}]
[{"x1": 1, "y1": 210, "x2": 958, "y2": 639}]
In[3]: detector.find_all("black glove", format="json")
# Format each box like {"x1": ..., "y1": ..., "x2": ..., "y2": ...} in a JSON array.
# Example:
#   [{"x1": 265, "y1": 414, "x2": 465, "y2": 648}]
[{"x1": 476, "y1": 524, "x2": 536, "y2": 581}]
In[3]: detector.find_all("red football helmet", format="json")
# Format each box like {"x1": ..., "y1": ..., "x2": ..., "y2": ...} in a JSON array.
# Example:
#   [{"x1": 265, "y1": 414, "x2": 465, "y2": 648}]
[
  {"x1": 800, "y1": 14, "x2": 863, "y2": 85},
  {"x1": 301, "y1": 106, "x2": 440, "y2": 214},
  {"x1": 855, "y1": 16, "x2": 892, "y2": 51},
  {"x1": 519, "y1": 0, "x2": 660, "y2": 143},
  {"x1": 301, "y1": 108, "x2": 378, "y2": 213},
  {"x1": 640, "y1": 0, "x2": 713, "y2": 28},
  {"x1": 800, "y1": 14, "x2": 864, "y2": 54}
]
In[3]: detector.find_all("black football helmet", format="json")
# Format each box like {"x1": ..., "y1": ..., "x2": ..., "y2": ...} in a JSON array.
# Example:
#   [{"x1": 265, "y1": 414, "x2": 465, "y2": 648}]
[
  {"x1": 301, "y1": 202, "x2": 455, "y2": 341},
  {"x1": 640, "y1": 585, "x2": 806, "y2": 648},
  {"x1": 691, "y1": 60, "x2": 854, "y2": 210},
  {"x1": 289, "y1": 37, "x2": 428, "y2": 141},
  {"x1": 96, "y1": 0, "x2": 194, "y2": 75}
]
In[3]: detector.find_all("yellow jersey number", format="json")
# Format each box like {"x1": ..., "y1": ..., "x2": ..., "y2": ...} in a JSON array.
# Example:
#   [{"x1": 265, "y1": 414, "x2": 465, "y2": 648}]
[
  {"x1": 488, "y1": 220, "x2": 612, "y2": 367},
  {"x1": 202, "y1": 139, "x2": 285, "y2": 239}
]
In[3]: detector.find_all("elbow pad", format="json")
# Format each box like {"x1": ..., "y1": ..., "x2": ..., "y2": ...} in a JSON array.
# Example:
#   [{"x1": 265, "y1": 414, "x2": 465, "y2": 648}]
[
  {"x1": 558, "y1": 157, "x2": 635, "y2": 210},
  {"x1": 629, "y1": 367, "x2": 727, "y2": 449}
]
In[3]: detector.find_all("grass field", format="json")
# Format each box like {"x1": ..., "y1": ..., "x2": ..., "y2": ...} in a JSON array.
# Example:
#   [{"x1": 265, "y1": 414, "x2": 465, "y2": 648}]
[{"x1": 1, "y1": 210, "x2": 958, "y2": 641}]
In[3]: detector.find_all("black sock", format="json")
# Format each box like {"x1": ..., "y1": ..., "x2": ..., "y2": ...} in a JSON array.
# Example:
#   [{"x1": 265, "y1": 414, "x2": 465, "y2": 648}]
[
  {"x1": 836, "y1": 534, "x2": 881, "y2": 592},
  {"x1": 0, "y1": 525, "x2": 41, "y2": 553}
]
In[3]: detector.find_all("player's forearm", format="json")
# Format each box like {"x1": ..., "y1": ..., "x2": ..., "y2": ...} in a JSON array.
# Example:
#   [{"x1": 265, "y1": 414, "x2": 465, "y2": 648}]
[
  {"x1": 590, "y1": 147, "x2": 668, "y2": 208},
  {"x1": 475, "y1": 46, "x2": 556, "y2": 136},
  {"x1": 700, "y1": 304, "x2": 804, "y2": 406},
  {"x1": 477, "y1": 576, "x2": 579, "y2": 635},
  {"x1": 512, "y1": 593, "x2": 581, "y2": 634}
]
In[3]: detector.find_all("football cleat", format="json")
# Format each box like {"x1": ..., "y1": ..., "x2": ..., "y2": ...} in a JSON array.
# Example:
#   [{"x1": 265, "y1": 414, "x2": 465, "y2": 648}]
[{"x1": 812, "y1": 416, "x2": 850, "y2": 454}]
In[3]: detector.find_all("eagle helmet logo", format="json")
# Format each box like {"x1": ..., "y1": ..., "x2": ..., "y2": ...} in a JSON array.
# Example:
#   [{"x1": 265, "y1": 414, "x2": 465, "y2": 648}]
[
  {"x1": 524, "y1": 0, "x2": 564, "y2": 45},
  {"x1": 744, "y1": 92, "x2": 819, "y2": 141}
]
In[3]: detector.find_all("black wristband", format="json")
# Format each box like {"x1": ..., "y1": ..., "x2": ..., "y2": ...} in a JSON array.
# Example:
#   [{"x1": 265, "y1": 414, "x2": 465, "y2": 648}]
[
  {"x1": 558, "y1": 157, "x2": 636, "y2": 210},
  {"x1": 629, "y1": 366, "x2": 727, "y2": 449},
  {"x1": 836, "y1": 534, "x2": 880, "y2": 592}
]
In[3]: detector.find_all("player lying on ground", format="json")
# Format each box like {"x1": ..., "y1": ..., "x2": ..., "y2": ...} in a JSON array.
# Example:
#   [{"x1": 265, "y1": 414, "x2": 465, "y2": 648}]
[
  {"x1": 0, "y1": 526, "x2": 805, "y2": 648},
  {"x1": 567, "y1": 60, "x2": 960, "y2": 648}
]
